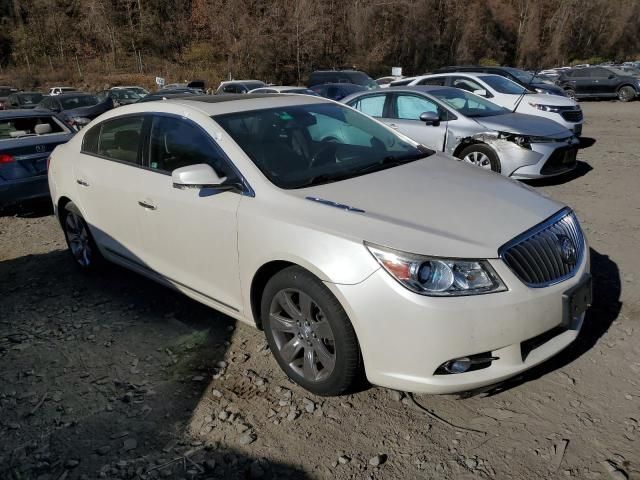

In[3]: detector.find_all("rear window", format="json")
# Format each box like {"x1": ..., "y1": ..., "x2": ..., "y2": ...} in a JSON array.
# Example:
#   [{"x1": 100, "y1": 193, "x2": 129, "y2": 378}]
[
  {"x1": 18, "y1": 93, "x2": 44, "y2": 105},
  {"x1": 60, "y1": 95, "x2": 99, "y2": 109},
  {"x1": 0, "y1": 88, "x2": 16, "y2": 97},
  {"x1": 0, "y1": 116, "x2": 69, "y2": 140}
]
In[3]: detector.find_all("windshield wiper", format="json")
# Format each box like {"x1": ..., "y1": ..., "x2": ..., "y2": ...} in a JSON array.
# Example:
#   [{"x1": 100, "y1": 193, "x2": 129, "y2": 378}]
[
  {"x1": 349, "y1": 151, "x2": 431, "y2": 176},
  {"x1": 293, "y1": 149, "x2": 433, "y2": 189},
  {"x1": 293, "y1": 173, "x2": 345, "y2": 189}
]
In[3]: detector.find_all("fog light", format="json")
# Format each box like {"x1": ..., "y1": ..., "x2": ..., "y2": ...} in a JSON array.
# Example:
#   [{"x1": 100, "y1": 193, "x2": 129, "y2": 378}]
[{"x1": 444, "y1": 357, "x2": 472, "y2": 374}]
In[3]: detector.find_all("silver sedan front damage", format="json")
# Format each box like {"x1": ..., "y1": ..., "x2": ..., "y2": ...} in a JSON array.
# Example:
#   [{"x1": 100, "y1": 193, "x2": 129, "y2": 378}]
[{"x1": 445, "y1": 128, "x2": 577, "y2": 179}]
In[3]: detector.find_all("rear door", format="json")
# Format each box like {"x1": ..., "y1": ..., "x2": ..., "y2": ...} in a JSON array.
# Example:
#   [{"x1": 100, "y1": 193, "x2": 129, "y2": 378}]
[
  {"x1": 389, "y1": 93, "x2": 448, "y2": 150},
  {"x1": 567, "y1": 69, "x2": 593, "y2": 96},
  {"x1": 73, "y1": 115, "x2": 148, "y2": 262}
]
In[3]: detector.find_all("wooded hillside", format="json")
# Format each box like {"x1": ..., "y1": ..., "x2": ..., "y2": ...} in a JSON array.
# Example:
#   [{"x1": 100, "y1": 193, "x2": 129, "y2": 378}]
[{"x1": 1, "y1": 0, "x2": 639, "y2": 88}]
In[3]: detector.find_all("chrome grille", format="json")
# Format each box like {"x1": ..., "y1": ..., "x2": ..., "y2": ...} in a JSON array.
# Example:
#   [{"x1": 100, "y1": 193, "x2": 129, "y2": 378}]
[
  {"x1": 499, "y1": 209, "x2": 585, "y2": 287},
  {"x1": 561, "y1": 110, "x2": 583, "y2": 122}
]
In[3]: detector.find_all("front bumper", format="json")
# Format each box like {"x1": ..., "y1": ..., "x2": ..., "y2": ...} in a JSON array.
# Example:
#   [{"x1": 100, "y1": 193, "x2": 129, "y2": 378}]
[
  {"x1": 0, "y1": 175, "x2": 50, "y2": 209},
  {"x1": 508, "y1": 140, "x2": 579, "y2": 179},
  {"x1": 326, "y1": 247, "x2": 589, "y2": 394}
]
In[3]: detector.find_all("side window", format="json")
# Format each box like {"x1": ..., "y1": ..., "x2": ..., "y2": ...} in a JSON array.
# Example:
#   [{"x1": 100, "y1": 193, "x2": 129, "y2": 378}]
[
  {"x1": 8, "y1": 94, "x2": 18, "y2": 106},
  {"x1": 223, "y1": 84, "x2": 237, "y2": 93},
  {"x1": 353, "y1": 95, "x2": 386, "y2": 117},
  {"x1": 97, "y1": 116, "x2": 144, "y2": 164},
  {"x1": 451, "y1": 77, "x2": 484, "y2": 92},
  {"x1": 82, "y1": 124, "x2": 101, "y2": 153},
  {"x1": 590, "y1": 68, "x2": 610, "y2": 78},
  {"x1": 395, "y1": 95, "x2": 439, "y2": 120},
  {"x1": 418, "y1": 77, "x2": 446, "y2": 86},
  {"x1": 148, "y1": 116, "x2": 232, "y2": 177}
]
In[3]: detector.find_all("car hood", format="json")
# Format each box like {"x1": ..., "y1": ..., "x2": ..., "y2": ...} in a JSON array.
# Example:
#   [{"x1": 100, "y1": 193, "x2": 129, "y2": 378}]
[
  {"x1": 473, "y1": 112, "x2": 572, "y2": 137},
  {"x1": 286, "y1": 154, "x2": 565, "y2": 259},
  {"x1": 531, "y1": 82, "x2": 566, "y2": 95},
  {"x1": 63, "y1": 101, "x2": 111, "y2": 118},
  {"x1": 521, "y1": 93, "x2": 578, "y2": 107}
]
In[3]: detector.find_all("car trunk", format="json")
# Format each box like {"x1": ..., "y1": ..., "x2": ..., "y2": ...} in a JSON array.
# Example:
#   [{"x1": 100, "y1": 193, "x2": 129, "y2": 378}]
[{"x1": 0, "y1": 133, "x2": 73, "y2": 181}]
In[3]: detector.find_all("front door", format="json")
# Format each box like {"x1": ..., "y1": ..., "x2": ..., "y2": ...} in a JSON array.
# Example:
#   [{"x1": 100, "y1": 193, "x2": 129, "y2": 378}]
[
  {"x1": 134, "y1": 114, "x2": 243, "y2": 313},
  {"x1": 389, "y1": 93, "x2": 447, "y2": 151}
]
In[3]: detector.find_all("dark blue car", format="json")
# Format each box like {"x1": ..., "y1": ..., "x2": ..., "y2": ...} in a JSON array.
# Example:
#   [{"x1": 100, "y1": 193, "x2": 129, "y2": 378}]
[
  {"x1": 0, "y1": 110, "x2": 74, "y2": 209},
  {"x1": 309, "y1": 83, "x2": 368, "y2": 101},
  {"x1": 38, "y1": 92, "x2": 114, "y2": 129}
]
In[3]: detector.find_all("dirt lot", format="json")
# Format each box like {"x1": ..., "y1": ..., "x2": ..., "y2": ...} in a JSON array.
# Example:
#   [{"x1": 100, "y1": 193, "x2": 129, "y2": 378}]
[{"x1": 1, "y1": 101, "x2": 639, "y2": 480}]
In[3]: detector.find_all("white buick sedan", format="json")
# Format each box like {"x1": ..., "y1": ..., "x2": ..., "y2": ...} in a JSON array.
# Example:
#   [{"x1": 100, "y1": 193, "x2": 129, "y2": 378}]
[{"x1": 48, "y1": 94, "x2": 591, "y2": 396}]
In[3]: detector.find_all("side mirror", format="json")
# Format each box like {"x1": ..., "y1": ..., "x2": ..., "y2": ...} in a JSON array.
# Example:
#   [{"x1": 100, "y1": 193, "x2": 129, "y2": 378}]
[
  {"x1": 473, "y1": 89, "x2": 488, "y2": 97},
  {"x1": 419, "y1": 111, "x2": 441, "y2": 126},
  {"x1": 172, "y1": 163, "x2": 234, "y2": 190}
]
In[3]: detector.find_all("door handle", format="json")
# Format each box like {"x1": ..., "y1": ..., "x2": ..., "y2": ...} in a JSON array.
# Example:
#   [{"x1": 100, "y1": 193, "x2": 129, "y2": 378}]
[
  {"x1": 138, "y1": 200, "x2": 157, "y2": 210},
  {"x1": 76, "y1": 179, "x2": 90, "y2": 187},
  {"x1": 387, "y1": 123, "x2": 399, "y2": 129}
]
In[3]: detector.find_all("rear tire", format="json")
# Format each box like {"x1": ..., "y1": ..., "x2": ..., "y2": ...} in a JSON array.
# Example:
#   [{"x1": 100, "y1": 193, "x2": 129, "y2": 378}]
[
  {"x1": 261, "y1": 266, "x2": 362, "y2": 396},
  {"x1": 457, "y1": 144, "x2": 501, "y2": 173},
  {"x1": 565, "y1": 89, "x2": 577, "y2": 101},
  {"x1": 617, "y1": 86, "x2": 636, "y2": 102},
  {"x1": 61, "y1": 202, "x2": 104, "y2": 270}
]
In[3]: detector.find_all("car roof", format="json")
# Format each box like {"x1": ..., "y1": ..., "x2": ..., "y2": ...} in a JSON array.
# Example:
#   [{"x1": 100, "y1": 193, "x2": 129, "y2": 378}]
[
  {"x1": 54, "y1": 92, "x2": 94, "y2": 97},
  {"x1": 164, "y1": 94, "x2": 331, "y2": 115},
  {"x1": 219, "y1": 80, "x2": 264, "y2": 85},
  {"x1": 253, "y1": 86, "x2": 309, "y2": 91},
  {"x1": 0, "y1": 108, "x2": 57, "y2": 119}
]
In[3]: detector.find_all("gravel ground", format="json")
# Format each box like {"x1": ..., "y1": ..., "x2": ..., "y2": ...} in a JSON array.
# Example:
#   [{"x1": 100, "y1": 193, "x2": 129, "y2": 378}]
[{"x1": 1, "y1": 101, "x2": 639, "y2": 480}]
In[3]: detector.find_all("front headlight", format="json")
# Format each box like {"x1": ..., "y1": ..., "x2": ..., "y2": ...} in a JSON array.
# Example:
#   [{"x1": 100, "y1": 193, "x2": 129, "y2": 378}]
[
  {"x1": 365, "y1": 243, "x2": 507, "y2": 296},
  {"x1": 528, "y1": 102, "x2": 563, "y2": 113}
]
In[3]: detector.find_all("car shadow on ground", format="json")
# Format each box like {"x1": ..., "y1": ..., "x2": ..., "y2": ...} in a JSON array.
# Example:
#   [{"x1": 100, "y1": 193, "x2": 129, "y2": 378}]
[
  {"x1": 463, "y1": 247, "x2": 620, "y2": 398},
  {"x1": 525, "y1": 160, "x2": 594, "y2": 187},
  {"x1": 0, "y1": 198, "x2": 54, "y2": 218},
  {"x1": 0, "y1": 248, "x2": 307, "y2": 479}
]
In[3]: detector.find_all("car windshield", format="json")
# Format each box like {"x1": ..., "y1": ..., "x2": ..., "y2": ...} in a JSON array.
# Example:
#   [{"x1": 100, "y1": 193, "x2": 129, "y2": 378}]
[
  {"x1": 0, "y1": 115, "x2": 68, "y2": 140},
  {"x1": 282, "y1": 88, "x2": 319, "y2": 96},
  {"x1": 244, "y1": 82, "x2": 266, "y2": 90},
  {"x1": 430, "y1": 88, "x2": 509, "y2": 118},
  {"x1": 113, "y1": 90, "x2": 141, "y2": 100},
  {"x1": 18, "y1": 93, "x2": 43, "y2": 104},
  {"x1": 479, "y1": 75, "x2": 527, "y2": 94},
  {"x1": 608, "y1": 67, "x2": 638, "y2": 76},
  {"x1": 60, "y1": 95, "x2": 99, "y2": 109},
  {"x1": 349, "y1": 72, "x2": 379, "y2": 89},
  {"x1": 213, "y1": 103, "x2": 430, "y2": 189}
]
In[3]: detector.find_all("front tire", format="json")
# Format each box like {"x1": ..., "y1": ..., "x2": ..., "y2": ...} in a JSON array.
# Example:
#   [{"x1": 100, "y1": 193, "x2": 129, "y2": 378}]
[
  {"x1": 565, "y1": 89, "x2": 577, "y2": 101},
  {"x1": 261, "y1": 266, "x2": 362, "y2": 396},
  {"x1": 617, "y1": 86, "x2": 636, "y2": 102},
  {"x1": 458, "y1": 144, "x2": 501, "y2": 173},
  {"x1": 61, "y1": 202, "x2": 103, "y2": 270}
]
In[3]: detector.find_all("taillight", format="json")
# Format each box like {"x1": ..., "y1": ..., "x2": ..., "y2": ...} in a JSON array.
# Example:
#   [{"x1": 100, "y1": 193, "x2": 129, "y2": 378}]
[{"x1": 0, "y1": 153, "x2": 14, "y2": 164}]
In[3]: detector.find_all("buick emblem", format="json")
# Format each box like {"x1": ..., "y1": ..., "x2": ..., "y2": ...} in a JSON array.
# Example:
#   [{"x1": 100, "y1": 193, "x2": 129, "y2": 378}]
[
  {"x1": 557, "y1": 235, "x2": 577, "y2": 264},
  {"x1": 35, "y1": 145, "x2": 46, "y2": 153}
]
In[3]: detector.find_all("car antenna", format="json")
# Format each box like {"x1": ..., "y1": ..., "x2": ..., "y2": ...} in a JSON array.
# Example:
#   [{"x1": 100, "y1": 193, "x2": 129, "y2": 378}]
[{"x1": 512, "y1": 68, "x2": 538, "y2": 113}]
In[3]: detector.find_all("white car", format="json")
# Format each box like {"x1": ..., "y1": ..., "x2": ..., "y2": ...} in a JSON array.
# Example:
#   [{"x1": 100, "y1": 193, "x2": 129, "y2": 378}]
[
  {"x1": 404, "y1": 73, "x2": 584, "y2": 135},
  {"x1": 48, "y1": 95, "x2": 591, "y2": 396},
  {"x1": 49, "y1": 86, "x2": 77, "y2": 96}
]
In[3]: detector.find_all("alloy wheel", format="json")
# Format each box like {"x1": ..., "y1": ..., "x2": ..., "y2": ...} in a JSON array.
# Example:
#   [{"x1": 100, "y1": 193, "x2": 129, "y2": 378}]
[
  {"x1": 463, "y1": 151, "x2": 492, "y2": 169},
  {"x1": 618, "y1": 87, "x2": 634, "y2": 102},
  {"x1": 268, "y1": 289, "x2": 336, "y2": 383},
  {"x1": 65, "y1": 211, "x2": 92, "y2": 267}
]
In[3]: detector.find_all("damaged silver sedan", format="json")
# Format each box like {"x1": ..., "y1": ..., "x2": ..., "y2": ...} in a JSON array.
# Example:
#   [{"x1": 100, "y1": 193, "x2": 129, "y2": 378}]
[{"x1": 342, "y1": 85, "x2": 580, "y2": 179}]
